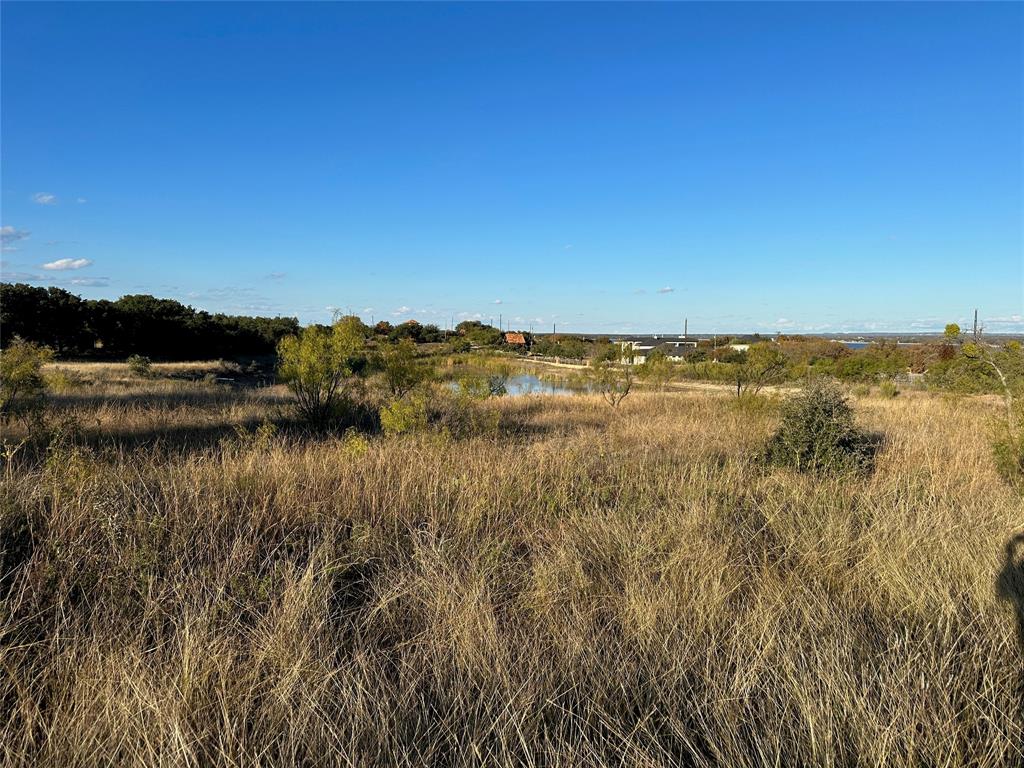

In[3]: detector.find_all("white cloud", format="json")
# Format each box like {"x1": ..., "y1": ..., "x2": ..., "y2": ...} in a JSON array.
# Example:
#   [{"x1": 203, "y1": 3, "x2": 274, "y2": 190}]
[
  {"x1": 42, "y1": 258, "x2": 93, "y2": 271},
  {"x1": 657, "y1": 286, "x2": 675, "y2": 294},
  {"x1": 392, "y1": 305, "x2": 412, "y2": 316},
  {"x1": 493, "y1": 298, "x2": 503, "y2": 304},
  {"x1": 67, "y1": 277, "x2": 109, "y2": 287},
  {"x1": 32, "y1": 192, "x2": 57, "y2": 205},
  {"x1": 76, "y1": 197, "x2": 87, "y2": 204},
  {"x1": 265, "y1": 271, "x2": 287, "y2": 280}
]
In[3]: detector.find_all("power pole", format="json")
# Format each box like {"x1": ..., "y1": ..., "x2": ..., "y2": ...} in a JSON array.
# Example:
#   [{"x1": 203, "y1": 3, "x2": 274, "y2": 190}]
[
  {"x1": 684, "y1": 317, "x2": 688, "y2": 338},
  {"x1": 973, "y1": 308, "x2": 979, "y2": 341},
  {"x1": 499, "y1": 313, "x2": 502, "y2": 333}
]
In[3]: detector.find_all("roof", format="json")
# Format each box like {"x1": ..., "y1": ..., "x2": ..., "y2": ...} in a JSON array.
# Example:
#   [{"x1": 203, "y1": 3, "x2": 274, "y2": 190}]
[{"x1": 504, "y1": 332, "x2": 527, "y2": 345}]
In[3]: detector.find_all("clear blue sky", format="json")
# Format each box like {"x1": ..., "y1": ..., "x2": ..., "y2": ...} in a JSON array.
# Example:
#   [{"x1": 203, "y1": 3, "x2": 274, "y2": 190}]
[{"x1": 2, "y1": 2, "x2": 1021, "y2": 334}]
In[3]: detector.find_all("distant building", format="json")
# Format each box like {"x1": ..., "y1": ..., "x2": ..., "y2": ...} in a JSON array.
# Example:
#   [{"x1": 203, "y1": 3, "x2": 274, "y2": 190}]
[
  {"x1": 613, "y1": 335, "x2": 697, "y2": 364},
  {"x1": 503, "y1": 331, "x2": 527, "y2": 347}
]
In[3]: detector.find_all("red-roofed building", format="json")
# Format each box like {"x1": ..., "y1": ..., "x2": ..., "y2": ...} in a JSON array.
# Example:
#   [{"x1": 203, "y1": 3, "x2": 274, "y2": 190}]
[{"x1": 503, "y1": 332, "x2": 527, "y2": 347}]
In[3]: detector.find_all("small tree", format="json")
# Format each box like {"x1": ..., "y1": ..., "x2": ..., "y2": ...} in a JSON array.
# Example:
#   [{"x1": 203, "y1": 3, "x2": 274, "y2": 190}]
[
  {"x1": 0, "y1": 338, "x2": 54, "y2": 420},
  {"x1": 127, "y1": 354, "x2": 152, "y2": 377},
  {"x1": 636, "y1": 349, "x2": 674, "y2": 391},
  {"x1": 734, "y1": 342, "x2": 787, "y2": 398},
  {"x1": 375, "y1": 338, "x2": 431, "y2": 398},
  {"x1": 765, "y1": 379, "x2": 876, "y2": 474},
  {"x1": 591, "y1": 359, "x2": 633, "y2": 408},
  {"x1": 277, "y1": 317, "x2": 367, "y2": 425}
]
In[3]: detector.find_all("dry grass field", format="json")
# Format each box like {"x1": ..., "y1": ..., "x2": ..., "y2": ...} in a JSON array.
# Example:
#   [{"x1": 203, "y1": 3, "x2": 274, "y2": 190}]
[{"x1": 1, "y1": 365, "x2": 1022, "y2": 767}]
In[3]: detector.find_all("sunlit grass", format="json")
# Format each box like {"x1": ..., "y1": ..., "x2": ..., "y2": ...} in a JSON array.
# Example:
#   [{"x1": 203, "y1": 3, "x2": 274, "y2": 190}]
[{"x1": 1, "y1": 367, "x2": 1021, "y2": 766}]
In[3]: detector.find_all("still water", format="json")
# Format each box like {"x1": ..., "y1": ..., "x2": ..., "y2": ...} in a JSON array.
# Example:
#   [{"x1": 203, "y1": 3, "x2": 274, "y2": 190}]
[
  {"x1": 450, "y1": 373, "x2": 590, "y2": 397},
  {"x1": 504, "y1": 374, "x2": 586, "y2": 396}
]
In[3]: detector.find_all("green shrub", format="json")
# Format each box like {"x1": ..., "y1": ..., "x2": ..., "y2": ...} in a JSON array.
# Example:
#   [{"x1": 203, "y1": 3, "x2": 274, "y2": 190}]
[
  {"x1": 878, "y1": 380, "x2": 900, "y2": 399},
  {"x1": 992, "y1": 425, "x2": 1024, "y2": 492},
  {"x1": 765, "y1": 379, "x2": 877, "y2": 474},
  {"x1": 1, "y1": 338, "x2": 53, "y2": 420},
  {"x1": 851, "y1": 384, "x2": 871, "y2": 398},
  {"x1": 380, "y1": 394, "x2": 429, "y2": 436},
  {"x1": 127, "y1": 355, "x2": 152, "y2": 377},
  {"x1": 277, "y1": 318, "x2": 368, "y2": 426},
  {"x1": 44, "y1": 368, "x2": 86, "y2": 393}
]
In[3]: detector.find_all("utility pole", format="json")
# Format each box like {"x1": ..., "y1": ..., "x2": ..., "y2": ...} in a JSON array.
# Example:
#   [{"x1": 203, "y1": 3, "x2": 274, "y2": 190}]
[
  {"x1": 499, "y1": 313, "x2": 502, "y2": 333},
  {"x1": 973, "y1": 308, "x2": 979, "y2": 342},
  {"x1": 684, "y1": 317, "x2": 688, "y2": 338}
]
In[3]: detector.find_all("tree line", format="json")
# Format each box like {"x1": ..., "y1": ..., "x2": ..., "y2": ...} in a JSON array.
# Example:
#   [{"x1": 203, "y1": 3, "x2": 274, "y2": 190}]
[{"x1": 0, "y1": 283, "x2": 300, "y2": 360}]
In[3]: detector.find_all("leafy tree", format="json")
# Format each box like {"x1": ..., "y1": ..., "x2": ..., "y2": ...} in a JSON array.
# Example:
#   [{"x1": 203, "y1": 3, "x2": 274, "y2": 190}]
[
  {"x1": 637, "y1": 349, "x2": 674, "y2": 391},
  {"x1": 455, "y1": 321, "x2": 502, "y2": 347},
  {"x1": 944, "y1": 323, "x2": 961, "y2": 342},
  {"x1": 591, "y1": 359, "x2": 633, "y2": 407},
  {"x1": 277, "y1": 317, "x2": 368, "y2": 425},
  {"x1": 0, "y1": 338, "x2": 53, "y2": 419},
  {"x1": 734, "y1": 342, "x2": 787, "y2": 398},
  {"x1": 375, "y1": 339, "x2": 432, "y2": 398}
]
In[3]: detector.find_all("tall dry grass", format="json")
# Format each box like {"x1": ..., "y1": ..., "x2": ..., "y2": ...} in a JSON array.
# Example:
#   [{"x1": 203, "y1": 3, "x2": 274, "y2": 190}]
[{"x1": 1, "y1": 374, "x2": 1021, "y2": 766}]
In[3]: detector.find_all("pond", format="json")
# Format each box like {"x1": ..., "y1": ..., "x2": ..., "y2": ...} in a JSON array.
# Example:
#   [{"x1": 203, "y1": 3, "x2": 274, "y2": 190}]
[
  {"x1": 449, "y1": 373, "x2": 591, "y2": 397},
  {"x1": 504, "y1": 373, "x2": 590, "y2": 396}
]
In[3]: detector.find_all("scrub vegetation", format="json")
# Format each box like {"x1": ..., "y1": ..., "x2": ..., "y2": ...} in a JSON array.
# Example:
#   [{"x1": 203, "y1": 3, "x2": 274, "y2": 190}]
[{"x1": 1, "y1": 347, "x2": 1022, "y2": 767}]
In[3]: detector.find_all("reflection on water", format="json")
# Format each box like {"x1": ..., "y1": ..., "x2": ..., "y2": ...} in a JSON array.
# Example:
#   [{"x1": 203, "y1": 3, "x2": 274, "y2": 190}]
[
  {"x1": 450, "y1": 373, "x2": 590, "y2": 397},
  {"x1": 505, "y1": 374, "x2": 589, "y2": 396}
]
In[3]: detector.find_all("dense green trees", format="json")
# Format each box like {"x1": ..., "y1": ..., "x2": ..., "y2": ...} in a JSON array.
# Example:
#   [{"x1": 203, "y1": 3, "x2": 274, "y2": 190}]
[{"x1": 0, "y1": 283, "x2": 299, "y2": 360}]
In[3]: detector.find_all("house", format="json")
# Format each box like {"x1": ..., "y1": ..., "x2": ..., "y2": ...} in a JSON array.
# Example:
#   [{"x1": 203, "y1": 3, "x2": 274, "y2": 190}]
[
  {"x1": 503, "y1": 331, "x2": 527, "y2": 347},
  {"x1": 613, "y1": 335, "x2": 697, "y2": 364}
]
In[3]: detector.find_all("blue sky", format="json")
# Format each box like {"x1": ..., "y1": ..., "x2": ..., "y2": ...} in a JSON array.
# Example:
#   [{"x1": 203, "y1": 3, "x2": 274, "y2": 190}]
[{"x1": 2, "y1": 2, "x2": 1021, "y2": 334}]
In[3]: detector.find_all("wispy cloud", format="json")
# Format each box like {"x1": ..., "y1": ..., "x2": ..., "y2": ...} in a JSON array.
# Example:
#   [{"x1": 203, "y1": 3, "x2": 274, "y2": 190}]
[
  {"x1": 32, "y1": 192, "x2": 57, "y2": 205},
  {"x1": 1, "y1": 226, "x2": 30, "y2": 251},
  {"x1": 76, "y1": 197, "x2": 87, "y2": 204},
  {"x1": 265, "y1": 271, "x2": 287, "y2": 281},
  {"x1": 0, "y1": 270, "x2": 109, "y2": 288},
  {"x1": 42, "y1": 258, "x2": 93, "y2": 271},
  {"x1": 392, "y1": 306, "x2": 412, "y2": 316},
  {"x1": 493, "y1": 298, "x2": 503, "y2": 305},
  {"x1": 657, "y1": 286, "x2": 675, "y2": 294}
]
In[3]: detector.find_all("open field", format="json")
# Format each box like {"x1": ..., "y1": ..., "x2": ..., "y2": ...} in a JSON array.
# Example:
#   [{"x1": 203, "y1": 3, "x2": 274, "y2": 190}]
[{"x1": 2, "y1": 366, "x2": 1023, "y2": 767}]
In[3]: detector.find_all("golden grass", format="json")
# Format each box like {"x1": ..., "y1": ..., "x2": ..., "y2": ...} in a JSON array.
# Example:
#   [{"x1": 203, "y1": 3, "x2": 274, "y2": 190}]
[{"x1": 1, "y1": 372, "x2": 1022, "y2": 766}]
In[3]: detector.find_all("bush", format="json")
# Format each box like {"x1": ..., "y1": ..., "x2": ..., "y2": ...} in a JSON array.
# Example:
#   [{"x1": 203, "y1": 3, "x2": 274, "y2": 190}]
[
  {"x1": 379, "y1": 394, "x2": 429, "y2": 436},
  {"x1": 992, "y1": 425, "x2": 1024, "y2": 492},
  {"x1": 765, "y1": 379, "x2": 877, "y2": 474},
  {"x1": 851, "y1": 384, "x2": 871, "y2": 398},
  {"x1": 1, "y1": 338, "x2": 53, "y2": 420},
  {"x1": 878, "y1": 380, "x2": 900, "y2": 399},
  {"x1": 277, "y1": 318, "x2": 367, "y2": 426},
  {"x1": 126, "y1": 355, "x2": 152, "y2": 377}
]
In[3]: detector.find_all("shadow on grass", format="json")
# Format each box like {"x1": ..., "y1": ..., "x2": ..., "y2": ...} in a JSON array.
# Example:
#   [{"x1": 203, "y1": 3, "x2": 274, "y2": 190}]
[
  {"x1": 49, "y1": 388, "x2": 286, "y2": 411},
  {"x1": 996, "y1": 532, "x2": 1024, "y2": 736}
]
